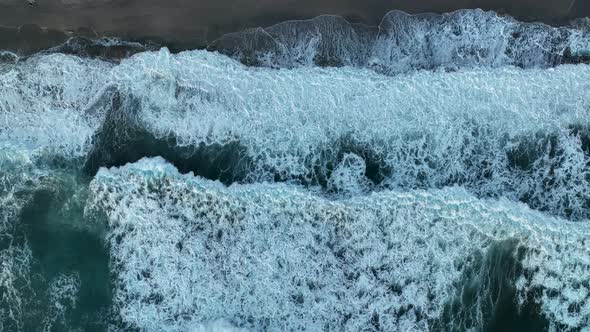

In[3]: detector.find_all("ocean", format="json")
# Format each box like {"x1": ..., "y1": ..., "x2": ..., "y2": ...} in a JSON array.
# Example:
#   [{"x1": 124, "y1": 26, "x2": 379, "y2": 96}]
[{"x1": 1, "y1": 9, "x2": 590, "y2": 332}]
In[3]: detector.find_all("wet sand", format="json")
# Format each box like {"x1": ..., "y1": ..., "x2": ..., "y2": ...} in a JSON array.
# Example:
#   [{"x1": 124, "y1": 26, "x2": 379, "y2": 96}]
[{"x1": 0, "y1": 0, "x2": 585, "y2": 54}]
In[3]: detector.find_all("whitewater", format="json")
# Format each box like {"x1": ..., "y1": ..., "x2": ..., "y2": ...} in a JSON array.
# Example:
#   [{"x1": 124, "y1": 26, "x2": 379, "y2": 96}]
[{"x1": 1, "y1": 9, "x2": 590, "y2": 332}]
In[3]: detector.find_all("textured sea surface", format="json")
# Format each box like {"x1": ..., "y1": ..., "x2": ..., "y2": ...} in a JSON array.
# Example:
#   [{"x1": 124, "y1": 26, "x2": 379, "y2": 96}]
[{"x1": 1, "y1": 9, "x2": 590, "y2": 332}]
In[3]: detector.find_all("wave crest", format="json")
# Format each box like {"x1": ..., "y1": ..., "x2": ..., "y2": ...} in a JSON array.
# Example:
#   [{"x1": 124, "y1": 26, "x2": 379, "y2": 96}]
[{"x1": 209, "y1": 9, "x2": 590, "y2": 74}]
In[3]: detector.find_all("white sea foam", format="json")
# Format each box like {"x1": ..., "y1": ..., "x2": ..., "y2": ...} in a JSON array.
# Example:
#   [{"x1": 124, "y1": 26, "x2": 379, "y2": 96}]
[
  {"x1": 42, "y1": 273, "x2": 81, "y2": 332},
  {"x1": 0, "y1": 39, "x2": 589, "y2": 331},
  {"x1": 210, "y1": 9, "x2": 590, "y2": 73},
  {"x1": 189, "y1": 319, "x2": 248, "y2": 332},
  {"x1": 0, "y1": 245, "x2": 32, "y2": 332},
  {"x1": 88, "y1": 157, "x2": 590, "y2": 331},
  {"x1": 2, "y1": 50, "x2": 589, "y2": 219},
  {"x1": 107, "y1": 49, "x2": 590, "y2": 219},
  {"x1": 370, "y1": 10, "x2": 590, "y2": 73},
  {"x1": 0, "y1": 54, "x2": 112, "y2": 331},
  {"x1": 0, "y1": 152, "x2": 39, "y2": 332},
  {"x1": 0, "y1": 54, "x2": 112, "y2": 160}
]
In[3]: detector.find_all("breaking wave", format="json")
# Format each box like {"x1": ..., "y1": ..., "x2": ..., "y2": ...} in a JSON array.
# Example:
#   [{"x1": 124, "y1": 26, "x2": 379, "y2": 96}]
[
  {"x1": 209, "y1": 9, "x2": 590, "y2": 74},
  {"x1": 79, "y1": 49, "x2": 590, "y2": 220},
  {"x1": 86, "y1": 157, "x2": 590, "y2": 331}
]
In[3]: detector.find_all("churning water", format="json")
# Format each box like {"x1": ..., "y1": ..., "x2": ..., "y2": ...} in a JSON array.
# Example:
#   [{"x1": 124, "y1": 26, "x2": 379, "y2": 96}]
[{"x1": 1, "y1": 9, "x2": 590, "y2": 332}]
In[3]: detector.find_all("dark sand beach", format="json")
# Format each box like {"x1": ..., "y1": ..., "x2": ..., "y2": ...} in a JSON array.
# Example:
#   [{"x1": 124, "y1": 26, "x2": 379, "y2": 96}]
[{"x1": 0, "y1": 0, "x2": 586, "y2": 54}]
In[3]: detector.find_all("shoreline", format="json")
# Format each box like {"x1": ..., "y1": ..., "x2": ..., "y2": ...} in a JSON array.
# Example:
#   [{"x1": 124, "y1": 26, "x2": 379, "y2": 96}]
[{"x1": 0, "y1": 0, "x2": 587, "y2": 55}]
